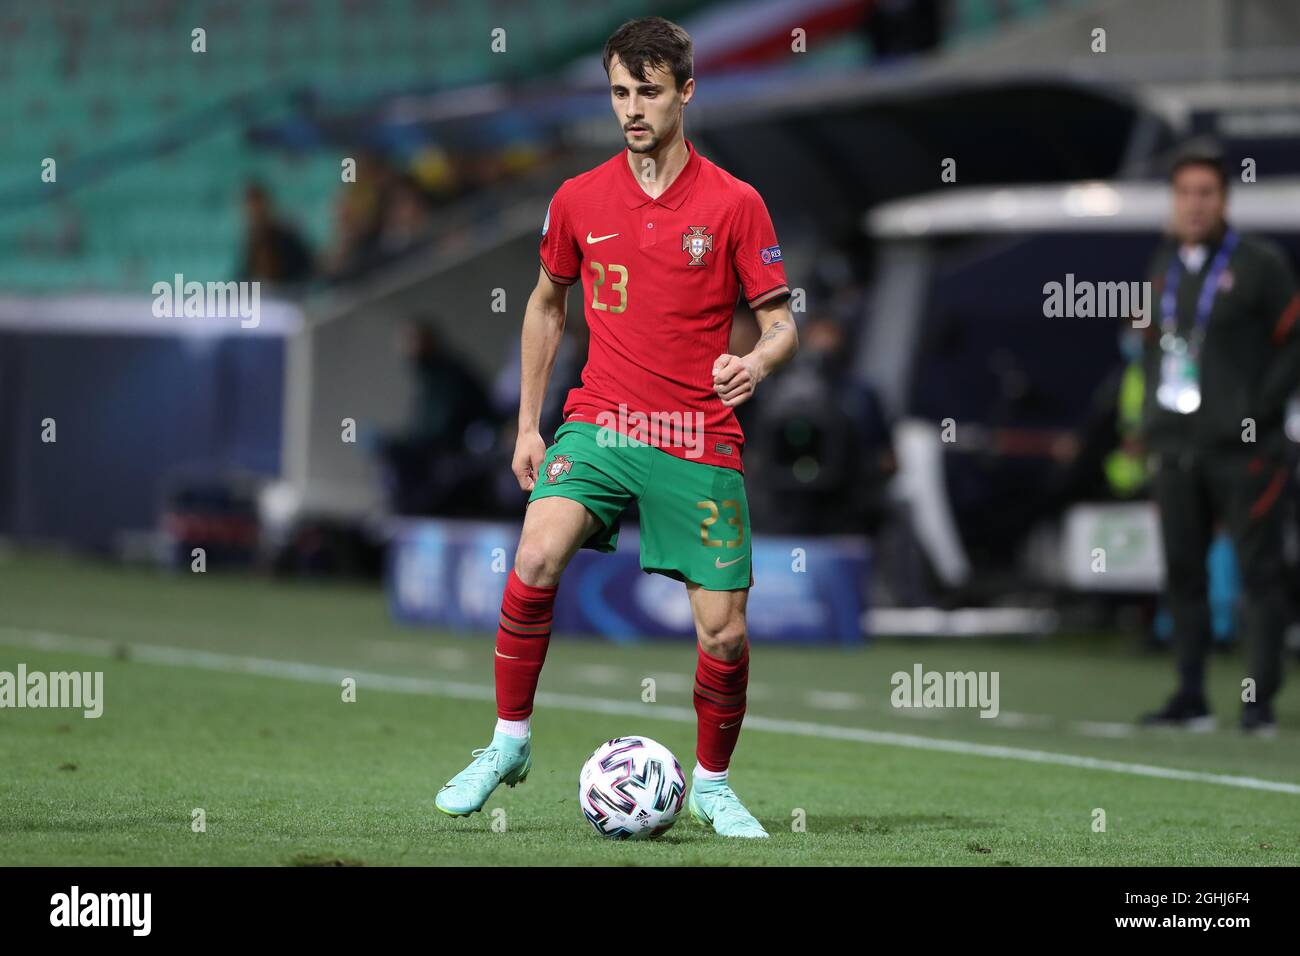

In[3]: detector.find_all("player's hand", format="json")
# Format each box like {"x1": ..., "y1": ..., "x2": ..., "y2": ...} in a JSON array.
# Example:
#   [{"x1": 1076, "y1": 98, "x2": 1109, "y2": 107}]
[
  {"x1": 513, "y1": 429, "x2": 548, "y2": 491},
  {"x1": 712, "y1": 353, "x2": 761, "y2": 408}
]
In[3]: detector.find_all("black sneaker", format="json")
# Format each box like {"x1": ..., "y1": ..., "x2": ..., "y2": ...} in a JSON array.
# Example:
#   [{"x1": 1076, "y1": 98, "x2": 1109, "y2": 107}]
[
  {"x1": 1240, "y1": 702, "x2": 1277, "y2": 738},
  {"x1": 1139, "y1": 694, "x2": 1215, "y2": 731}
]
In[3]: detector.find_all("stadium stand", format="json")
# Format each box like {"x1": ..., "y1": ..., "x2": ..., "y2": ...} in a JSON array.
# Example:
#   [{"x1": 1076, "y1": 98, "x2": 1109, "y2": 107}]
[{"x1": 0, "y1": 0, "x2": 1079, "y2": 292}]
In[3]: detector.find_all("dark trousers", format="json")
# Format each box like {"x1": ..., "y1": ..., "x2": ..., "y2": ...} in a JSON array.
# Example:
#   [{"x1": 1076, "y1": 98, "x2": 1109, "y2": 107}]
[{"x1": 1151, "y1": 448, "x2": 1290, "y2": 706}]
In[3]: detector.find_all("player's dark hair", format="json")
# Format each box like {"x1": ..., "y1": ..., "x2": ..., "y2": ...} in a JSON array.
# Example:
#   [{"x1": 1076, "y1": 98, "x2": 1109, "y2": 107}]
[
  {"x1": 602, "y1": 17, "x2": 693, "y2": 91},
  {"x1": 1168, "y1": 138, "x2": 1229, "y2": 192}
]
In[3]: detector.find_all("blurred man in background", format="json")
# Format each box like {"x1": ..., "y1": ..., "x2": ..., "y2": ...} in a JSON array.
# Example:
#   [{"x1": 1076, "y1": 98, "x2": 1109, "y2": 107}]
[
  {"x1": 236, "y1": 181, "x2": 314, "y2": 284},
  {"x1": 375, "y1": 173, "x2": 435, "y2": 265},
  {"x1": 1139, "y1": 141, "x2": 1300, "y2": 735},
  {"x1": 373, "y1": 318, "x2": 497, "y2": 516},
  {"x1": 748, "y1": 315, "x2": 895, "y2": 536}
]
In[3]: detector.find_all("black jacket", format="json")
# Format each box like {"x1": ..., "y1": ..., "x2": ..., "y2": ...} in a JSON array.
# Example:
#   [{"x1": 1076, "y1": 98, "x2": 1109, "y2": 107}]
[{"x1": 1140, "y1": 228, "x2": 1300, "y2": 455}]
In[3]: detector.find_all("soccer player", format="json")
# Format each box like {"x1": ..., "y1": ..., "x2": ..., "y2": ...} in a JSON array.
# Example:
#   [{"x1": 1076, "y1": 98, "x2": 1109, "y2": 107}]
[{"x1": 436, "y1": 17, "x2": 798, "y2": 837}]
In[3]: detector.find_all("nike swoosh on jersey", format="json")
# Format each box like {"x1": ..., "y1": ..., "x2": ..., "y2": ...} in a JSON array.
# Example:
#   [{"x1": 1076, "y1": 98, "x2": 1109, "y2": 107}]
[
  {"x1": 715, "y1": 555, "x2": 745, "y2": 569},
  {"x1": 586, "y1": 232, "x2": 618, "y2": 244}
]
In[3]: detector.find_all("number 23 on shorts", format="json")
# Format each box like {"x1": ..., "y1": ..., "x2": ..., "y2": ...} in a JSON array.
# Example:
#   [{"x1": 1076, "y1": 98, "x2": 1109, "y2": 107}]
[{"x1": 696, "y1": 499, "x2": 744, "y2": 549}]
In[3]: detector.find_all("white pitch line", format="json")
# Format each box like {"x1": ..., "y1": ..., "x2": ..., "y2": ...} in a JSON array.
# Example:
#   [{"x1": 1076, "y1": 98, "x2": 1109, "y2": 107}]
[
  {"x1": 991, "y1": 710, "x2": 1056, "y2": 729},
  {"x1": 641, "y1": 672, "x2": 776, "y2": 701},
  {"x1": 641, "y1": 672, "x2": 693, "y2": 693},
  {"x1": 571, "y1": 664, "x2": 627, "y2": 686},
  {"x1": 1071, "y1": 720, "x2": 1138, "y2": 739},
  {"x1": 367, "y1": 641, "x2": 469, "y2": 670},
  {"x1": 892, "y1": 705, "x2": 947, "y2": 720},
  {"x1": 2, "y1": 626, "x2": 1297, "y2": 796},
  {"x1": 805, "y1": 690, "x2": 866, "y2": 711}
]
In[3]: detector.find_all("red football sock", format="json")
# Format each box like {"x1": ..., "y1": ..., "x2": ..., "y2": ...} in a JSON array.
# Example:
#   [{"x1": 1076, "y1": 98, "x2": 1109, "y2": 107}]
[
  {"x1": 494, "y1": 570, "x2": 558, "y2": 721},
  {"x1": 693, "y1": 643, "x2": 749, "y2": 772}
]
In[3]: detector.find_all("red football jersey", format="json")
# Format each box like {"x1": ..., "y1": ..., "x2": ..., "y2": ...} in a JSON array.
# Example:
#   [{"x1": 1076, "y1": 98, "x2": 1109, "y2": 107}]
[{"x1": 539, "y1": 139, "x2": 789, "y2": 472}]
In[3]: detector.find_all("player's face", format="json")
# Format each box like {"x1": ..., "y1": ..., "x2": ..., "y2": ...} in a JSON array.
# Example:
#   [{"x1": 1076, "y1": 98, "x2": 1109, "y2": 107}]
[
  {"x1": 1171, "y1": 165, "x2": 1226, "y2": 244},
  {"x1": 608, "y1": 55, "x2": 693, "y2": 154}
]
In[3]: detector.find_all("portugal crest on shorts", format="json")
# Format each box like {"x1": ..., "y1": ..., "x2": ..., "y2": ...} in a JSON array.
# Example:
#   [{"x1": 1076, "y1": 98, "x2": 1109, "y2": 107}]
[
  {"x1": 682, "y1": 226, "x2": 713, "y2": 266},
  {"x1": 545, "y1": 454, "x2": 573, "y2": 483}
]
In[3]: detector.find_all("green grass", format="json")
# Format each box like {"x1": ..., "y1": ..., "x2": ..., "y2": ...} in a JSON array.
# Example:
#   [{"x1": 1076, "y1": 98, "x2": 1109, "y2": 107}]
[{"x1": 1, "y1": 551, "x2": 1298, "y2": 866}]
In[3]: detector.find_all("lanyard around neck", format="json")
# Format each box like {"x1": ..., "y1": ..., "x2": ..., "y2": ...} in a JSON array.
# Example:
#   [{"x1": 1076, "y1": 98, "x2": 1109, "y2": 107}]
[{"x1": 1160, "y1": 229, "x2": 1237, "y2": 343}]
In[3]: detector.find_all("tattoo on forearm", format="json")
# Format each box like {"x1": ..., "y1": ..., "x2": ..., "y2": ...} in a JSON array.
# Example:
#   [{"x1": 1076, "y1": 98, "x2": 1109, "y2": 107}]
[{"x1": 755, "y1": 321, "x2": 787, "y2": 347}]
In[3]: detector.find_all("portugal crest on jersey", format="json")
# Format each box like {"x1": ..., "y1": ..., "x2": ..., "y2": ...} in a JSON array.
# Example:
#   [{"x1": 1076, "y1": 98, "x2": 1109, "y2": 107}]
[
  {"x1": 682, "y1": 226, "x2": 713, "y2": 266},
  {"x1": 545, "y1": 454, "x2": 573, "y2": 483}
]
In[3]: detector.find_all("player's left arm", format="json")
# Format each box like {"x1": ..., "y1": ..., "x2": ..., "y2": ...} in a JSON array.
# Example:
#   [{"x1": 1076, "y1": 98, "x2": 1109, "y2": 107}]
[
  {"x1": 1253, "y1": 242, "x2": 1300, "y2": 414},
  {"x1": 712, "y1": 299, "x2": 798, "y2": 408}
]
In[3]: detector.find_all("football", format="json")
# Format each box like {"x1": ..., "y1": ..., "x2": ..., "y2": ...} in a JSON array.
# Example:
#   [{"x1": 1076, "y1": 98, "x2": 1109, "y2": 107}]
[{"x1": 578, "y1": 736, "x2": 687, "y2": 840}]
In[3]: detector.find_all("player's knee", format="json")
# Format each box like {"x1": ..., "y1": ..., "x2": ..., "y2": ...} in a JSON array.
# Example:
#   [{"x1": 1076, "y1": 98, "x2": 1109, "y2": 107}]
[
  {"x1": 514, "y1": 539, "x2": 566, "y2": 587},
  {"x1": 698, "y1": 619, "x2": 747, "y2": 660}
]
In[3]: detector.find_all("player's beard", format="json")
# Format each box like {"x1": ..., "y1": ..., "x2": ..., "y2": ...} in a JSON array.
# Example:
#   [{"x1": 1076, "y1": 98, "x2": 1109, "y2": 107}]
[
  {"x1": 624, "y1": 123, "x2": 660, "y2": 154},
  {"x1": 624, "y1": 109, "x2": 681, "y2": 154}
]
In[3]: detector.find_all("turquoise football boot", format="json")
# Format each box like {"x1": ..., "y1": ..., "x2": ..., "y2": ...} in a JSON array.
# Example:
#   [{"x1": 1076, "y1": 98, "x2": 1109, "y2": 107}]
[
  {"x1": 688, "y1": 778, "x2": 769, "y2": 838},
  {"x1": 435, "y1": 732, "x2": 532, "y2": 817}
]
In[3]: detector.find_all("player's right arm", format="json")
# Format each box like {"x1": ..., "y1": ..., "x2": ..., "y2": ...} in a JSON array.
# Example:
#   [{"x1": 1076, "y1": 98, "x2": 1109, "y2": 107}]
[{"x1": 514, "y1": 265, "x2": 571, "y2": 490}]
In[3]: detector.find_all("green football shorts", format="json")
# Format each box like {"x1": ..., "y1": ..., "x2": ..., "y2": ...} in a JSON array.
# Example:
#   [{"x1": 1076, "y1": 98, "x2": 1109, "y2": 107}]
[{"x1": 528, "y1": 421, "x2": 752, "y2": 590}]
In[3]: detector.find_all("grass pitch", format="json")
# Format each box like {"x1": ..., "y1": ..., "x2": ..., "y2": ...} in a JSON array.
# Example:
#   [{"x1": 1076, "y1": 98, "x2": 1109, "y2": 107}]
[{"x1": 1, "y1": 552, "x2": 1297, "y2": 866}]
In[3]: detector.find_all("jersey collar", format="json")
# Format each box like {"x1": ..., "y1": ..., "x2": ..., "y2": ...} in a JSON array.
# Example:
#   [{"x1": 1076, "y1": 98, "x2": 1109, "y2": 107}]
[{"x1": 620, "y1": 138, "x2": 701, "y2": 210}]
